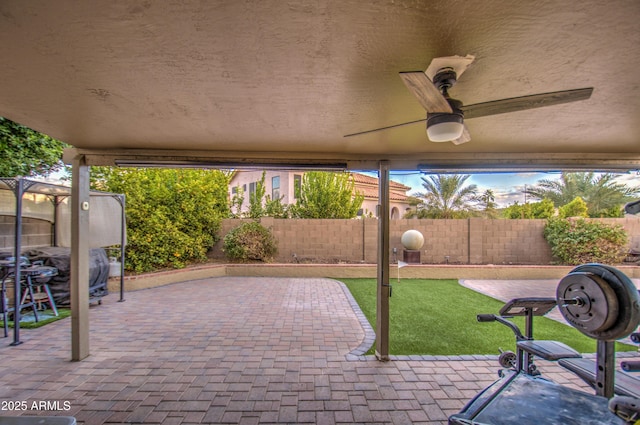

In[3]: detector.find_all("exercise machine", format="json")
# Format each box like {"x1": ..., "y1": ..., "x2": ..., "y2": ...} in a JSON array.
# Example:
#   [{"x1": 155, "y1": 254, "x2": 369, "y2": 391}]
[{"x1": 449, "y1": 263, "x2": 640, "y2": 425}]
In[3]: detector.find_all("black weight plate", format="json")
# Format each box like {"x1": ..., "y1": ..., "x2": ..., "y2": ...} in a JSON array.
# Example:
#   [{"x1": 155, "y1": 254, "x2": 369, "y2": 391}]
[
  {"x1": 568, "y1": 264, "x2": 640, "y2": 341},
  {"x1": 592, "y1": 263, "x2": 640, "y2": 339},
  {"x1": 557, "y1": 272, "x2": 618, "y2": 334},
  {"x1": 498, "y1": 351, "x2": 517, "y2": 369}
]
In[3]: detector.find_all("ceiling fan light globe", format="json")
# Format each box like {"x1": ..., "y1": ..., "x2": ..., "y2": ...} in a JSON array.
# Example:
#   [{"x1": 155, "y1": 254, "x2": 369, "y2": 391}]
[{"x1": 426, "y1": 113, "x2": 464, "y2": 142}]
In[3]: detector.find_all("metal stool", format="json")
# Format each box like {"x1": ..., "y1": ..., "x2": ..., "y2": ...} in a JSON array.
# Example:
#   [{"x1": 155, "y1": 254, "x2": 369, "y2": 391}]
[
  {"x1": 0, "y1": 258, "x2": 56, "y2": 337},
  {"x1": 1, "y1": 258, "x2": 32, "y2": 337},
  {"x1": 19, "y1": 265, "x2": 58, "y2": 316}
]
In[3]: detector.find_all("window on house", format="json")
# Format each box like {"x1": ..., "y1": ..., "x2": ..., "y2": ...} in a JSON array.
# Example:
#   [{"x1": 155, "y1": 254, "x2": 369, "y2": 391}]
[
  {"x1": 249, "y1": 182, "x2": 256, "y2": 197},
  {"x1": 294, "y1": 174, "x2": 302, "y2": 199},
  {"x1": 272, "y1": 176, "x2": 280, "y2": 200}
]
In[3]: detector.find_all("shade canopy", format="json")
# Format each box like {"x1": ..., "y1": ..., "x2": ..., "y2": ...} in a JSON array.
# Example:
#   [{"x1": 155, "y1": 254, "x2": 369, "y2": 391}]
[
  {"x1": 0, "y1": 1, "x2": 638, "y2": 171},
  {"x1": 0, "y1": 178, "x2": 125, "y2": 249}
]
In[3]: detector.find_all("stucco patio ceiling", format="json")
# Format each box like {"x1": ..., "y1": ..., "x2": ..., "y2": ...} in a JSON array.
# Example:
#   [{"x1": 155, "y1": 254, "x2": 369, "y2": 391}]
[{"x1": 1, "y1": 1, "x2": 639, "y2": 171}]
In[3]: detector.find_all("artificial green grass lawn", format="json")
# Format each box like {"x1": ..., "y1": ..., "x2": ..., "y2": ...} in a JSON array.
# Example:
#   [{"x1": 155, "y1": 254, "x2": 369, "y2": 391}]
[
  {"x1": 0, "y1": 308, "x2": 71, "y2": 329},
  {"x1": 340, "y1": 278, "x2": 635, "y2": 356}
]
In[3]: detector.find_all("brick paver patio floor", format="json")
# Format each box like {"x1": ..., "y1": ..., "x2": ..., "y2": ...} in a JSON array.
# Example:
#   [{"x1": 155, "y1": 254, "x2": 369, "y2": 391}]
[{"x1": 0, "y1": 277, "x2": 625, "y2": 424}]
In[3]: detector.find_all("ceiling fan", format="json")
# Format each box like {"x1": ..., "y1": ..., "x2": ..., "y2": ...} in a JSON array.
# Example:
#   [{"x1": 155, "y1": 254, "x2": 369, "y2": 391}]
[{"x1": 344, "y1": 55, "x2": 594, "y2": 145}]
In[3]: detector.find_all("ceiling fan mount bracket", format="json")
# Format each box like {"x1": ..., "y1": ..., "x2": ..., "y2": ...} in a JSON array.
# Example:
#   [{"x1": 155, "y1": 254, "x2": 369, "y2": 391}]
[{"x1": 433, "y1": 67, "x2": 458, "y2": 93}]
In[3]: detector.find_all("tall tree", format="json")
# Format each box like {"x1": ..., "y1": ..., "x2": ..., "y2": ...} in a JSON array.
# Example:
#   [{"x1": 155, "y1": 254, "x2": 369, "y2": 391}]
[
  {"x1": 248, "y1": 171, "x2": 266, "y2": 219},
  {"x1": 412, "y1": 174, "x2": 478, "y2": 219},
  {"x1": 526, "y1": 172, "x2": 638, "y2": 217},
  {"x1": 290, "y1": 172, "x2": 364, "y2": 219},
  {"x1": 0, "y1": 117, "x2": 68, "y2": 177},
  {"x1": 478, "y1": 189, "x2": 498, "y2": 218}
]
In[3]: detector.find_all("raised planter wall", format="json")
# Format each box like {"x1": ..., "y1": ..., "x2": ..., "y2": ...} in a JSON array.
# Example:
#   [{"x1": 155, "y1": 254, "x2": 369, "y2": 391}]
[{"x1": 109, "y1": 263, "x2": 640, "y2": 293}]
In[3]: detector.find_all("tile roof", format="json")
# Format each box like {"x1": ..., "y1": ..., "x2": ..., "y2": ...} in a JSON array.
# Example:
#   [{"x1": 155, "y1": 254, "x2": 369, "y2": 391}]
[
  {"x1": 351, "y1": 172, "x2": 412, "y2": 202},
  {"x1": 351, "y1": 172, "x2": 412, "y2": 191}
]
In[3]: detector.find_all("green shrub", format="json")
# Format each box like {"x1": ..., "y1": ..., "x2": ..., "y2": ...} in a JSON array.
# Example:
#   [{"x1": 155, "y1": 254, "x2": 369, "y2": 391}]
[
  {"x1": 543, "y1": 217, "x2": 628, "y2": 265},
  {"x1": 91, "y1": 167, "x2": 229, "y2": 273},
  {"x1": 223, "y1": 221, "x2": 277, "y2": 262},
  {"x1": 559, "y1": 196, "x2": 589, "y2": 218},
  {"x1": 503, "y1": 199, "x2": 555, "y2": 219},
  {"x1": 594, "y1": 205, "x2": 625, "y2": 218}
]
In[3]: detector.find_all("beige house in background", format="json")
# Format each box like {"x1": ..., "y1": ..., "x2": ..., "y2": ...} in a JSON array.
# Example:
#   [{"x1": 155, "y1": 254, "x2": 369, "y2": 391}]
[{"x1": 228, "y1": 171, "x2": 412, "y2": 219}]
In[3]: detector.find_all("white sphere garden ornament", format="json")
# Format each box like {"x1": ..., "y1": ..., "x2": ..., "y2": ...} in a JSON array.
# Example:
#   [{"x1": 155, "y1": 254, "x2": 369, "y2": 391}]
[{"x1": 401, "y1": 230, "x2": 424, "y2": 250}]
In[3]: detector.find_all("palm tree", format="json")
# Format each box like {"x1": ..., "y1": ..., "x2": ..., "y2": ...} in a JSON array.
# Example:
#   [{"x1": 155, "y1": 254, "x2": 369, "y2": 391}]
[
  {"x1": 478, "y1": 189, "x2": 499, "y2": 218},
  {"x1": 526, "y1": 172, "x2": 638, "y2": 217},
  {"x1": 414, "y1": 174, "x2": 478, "y2": 219}
]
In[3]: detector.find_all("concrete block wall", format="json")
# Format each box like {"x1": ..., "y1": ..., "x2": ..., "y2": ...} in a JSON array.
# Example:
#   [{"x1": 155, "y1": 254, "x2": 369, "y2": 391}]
[
  {"x1": 7, "y1": 215, "x2": 640, "y2": 265},
  {"x1": 216, "y1": 218, "x2": 373, "y2": 263},
  {"x1": 389, "y1": 219, "x2": 469, "y2": 264},
  {"x1": 0, "y1": 215, "x2": 52, "y2": 252},
  {"x1": 214, "y1": 217, "x2": 640, "y2": 265},
  {"x1": 477, "y1": 219, "x2": 551, "y2": 264},
  {"x1": 468, "y1": 219, "x2": 483, "y2": 265}
]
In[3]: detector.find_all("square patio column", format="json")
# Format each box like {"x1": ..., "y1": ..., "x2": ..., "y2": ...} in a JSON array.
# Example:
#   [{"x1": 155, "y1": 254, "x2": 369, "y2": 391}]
[
  {"x1": 376, "y1": 161, "x2": 390, "y2": 361},
  {"x1": 71, "y1": 154, "x2": 90, "y2": 360}
]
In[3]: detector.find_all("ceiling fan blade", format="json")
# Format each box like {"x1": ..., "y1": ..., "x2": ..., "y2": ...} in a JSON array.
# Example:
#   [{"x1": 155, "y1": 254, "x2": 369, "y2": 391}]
[
  {"x1": 399, "y1": 71, "x2": 453, "y2": 113},
  {"x1": 451, "y1": 124, "x2": 471, "y2": 145},
  {"x1": 343, "y1": 118, "x2": 426, "y2": 138},
  {"x1": 461, "y1": 87, "x2": 593, "y2": 119}
]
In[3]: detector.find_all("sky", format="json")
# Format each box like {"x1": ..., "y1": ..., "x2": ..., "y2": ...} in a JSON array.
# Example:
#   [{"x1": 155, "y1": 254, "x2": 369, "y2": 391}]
[
  {"x1": 45, "y1": 167, "x2": 640, "y2": 209},
  {"x1": 385, "y1": 171, "x2": 640, "y2": 208}
]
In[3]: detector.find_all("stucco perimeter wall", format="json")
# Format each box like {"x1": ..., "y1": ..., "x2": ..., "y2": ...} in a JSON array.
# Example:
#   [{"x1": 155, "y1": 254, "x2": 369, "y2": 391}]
[{"x1": 214, "y1": 217, "x2": 640, "y2": 265}]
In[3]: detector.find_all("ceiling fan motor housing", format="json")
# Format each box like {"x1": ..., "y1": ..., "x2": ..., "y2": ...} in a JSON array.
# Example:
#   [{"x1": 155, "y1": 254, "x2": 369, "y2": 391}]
[
  {"x1": 427, "y1": 97, "x2": 463, "y2": 124},
  {"x1": 428, "y1": 67, "x2": 464, "y2": 134},
  {"x1": 426, "y1": 97, "x2": 464, "y2": 142},
  {"x1": 427, "y1": 106, "x2": 464, "y2": 127}
]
